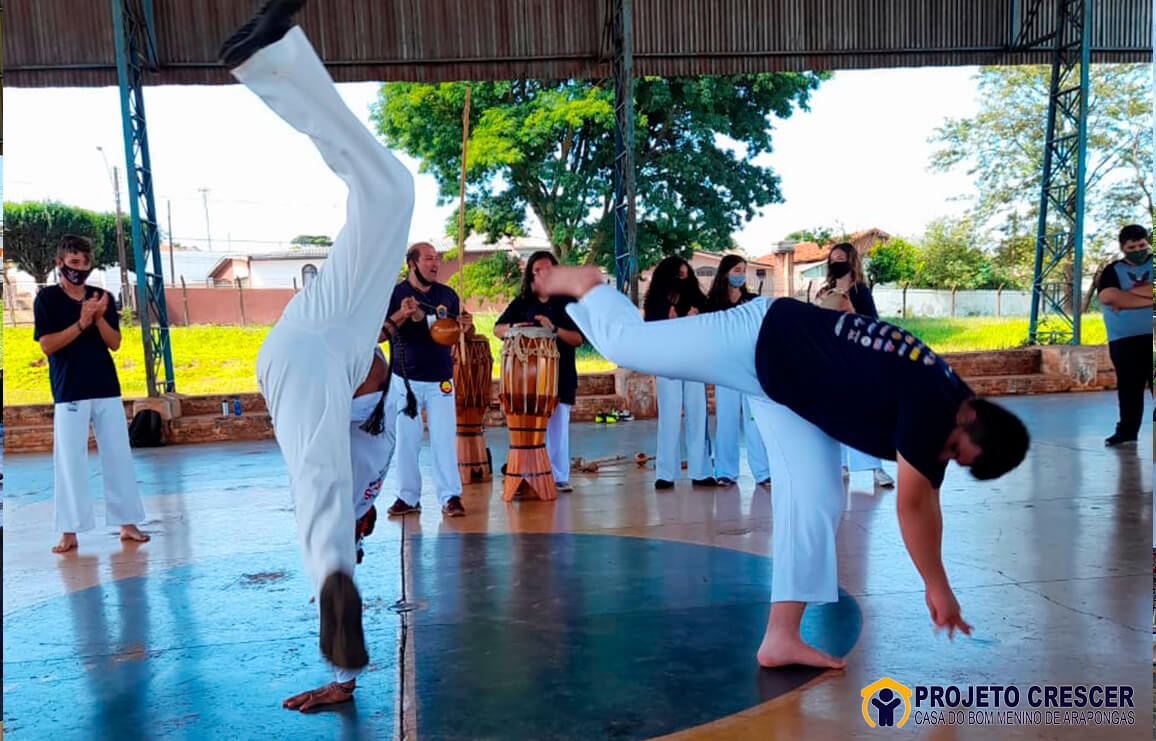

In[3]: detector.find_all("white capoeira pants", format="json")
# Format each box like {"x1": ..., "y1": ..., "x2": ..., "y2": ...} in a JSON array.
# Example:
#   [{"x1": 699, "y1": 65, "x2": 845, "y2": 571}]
[
  {"x1": 52, "y1": 396, "x2": 145, "y2": 533},
  {"x1": 393, "y1": 377, "x2": 461, "y2": 507},
  {"x1": 546, "y1": 403, "x2": 572, "y2": 483},
  {"x1": 655, "y1": 377, "x2": 713, "y2": 482},
  {"x1": 843, "y1": 444, "x2": 882, "y2": 473},
  {"x1": 714, "y1": 385, "x2": 770, "y2": 482},
  {"x1": 567, "y1": 285, "x2": 843, "y2": 605},
  {"x1": 331, "y1": 388, "x2": 397, "y2": 683},
  {"x1": 245, "y1": 27, "x2": 415, "y2": 597}
]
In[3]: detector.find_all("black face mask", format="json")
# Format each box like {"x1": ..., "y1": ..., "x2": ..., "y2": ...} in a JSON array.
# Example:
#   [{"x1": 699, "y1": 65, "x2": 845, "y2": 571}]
[
  {"x1": 410, "y1": 262, "x2": 434, "y2": 286},
  {"x1": 60, "y1": 265, "x2": 92, "y2": 286},
  {"x1": 828, "y1": 262, "x2": 851, "y2": 280},
  {"x1": 1124, "y1": 249, "x2": 1151, "y2": 266}
]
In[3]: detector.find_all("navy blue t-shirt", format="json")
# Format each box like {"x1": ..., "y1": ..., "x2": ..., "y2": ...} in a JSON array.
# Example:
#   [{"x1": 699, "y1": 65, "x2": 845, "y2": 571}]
[
  {"x1": 387, "y1": 280, "x2": 461, "y2": 382},
  {"x1": 496, "y1": 295, "x2": 582, "y2": 405},
  {"x1": 32, "y1": 284, "x2": 122, "y2": 404},
  {"x1": 754, "y1": 299, "x2": 972, "y2": 488}
]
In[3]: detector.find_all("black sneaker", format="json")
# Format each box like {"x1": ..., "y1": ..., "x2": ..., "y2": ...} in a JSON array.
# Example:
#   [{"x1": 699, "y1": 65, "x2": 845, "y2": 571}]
[
  {"x1": 654, "y1": 479, "x2": 674, "y2": 491},
  {"x1": 1105, "y1": 434, "x2": 1138, "y2": 447},
  {"x1": 318, "y1": 571, "x2": 368, "y2": 670},
  {"x1": 715, "y1": 477, "x2": 736, "y2": 487},
  {"x1": 692, "y1": 477, "x2": 718, "y2": 487},
  {"x1": 219, "y1": 0, "x2": 307, "y2": 69}
]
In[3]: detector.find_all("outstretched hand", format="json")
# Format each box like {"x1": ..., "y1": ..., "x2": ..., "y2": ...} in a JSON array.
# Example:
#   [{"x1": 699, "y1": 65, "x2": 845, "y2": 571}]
[
  {"x1": 282, "y1": 680, "x2": 356, "y2": 713},
  {"x1": 925, "y1": 584, "x2": 972, "y2": 639},
  {"x1": 533, "y1": 265, "x2": 603, "y2": 298}
]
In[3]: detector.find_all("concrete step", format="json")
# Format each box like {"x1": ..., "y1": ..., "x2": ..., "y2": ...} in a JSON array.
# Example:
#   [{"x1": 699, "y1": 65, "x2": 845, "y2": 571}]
[
  {"x1": 169, "y1": 413, "x2": 274, "y2": 444},
  {"x1": 965, "y1": 373, "x2": 1074, "y2": 397},
  {"x1": 179, "y1": 394, "x2": 268, "y2": 417},
  {"x1": 941, "y1": 349, "x2": 1041, "y2": 377}
]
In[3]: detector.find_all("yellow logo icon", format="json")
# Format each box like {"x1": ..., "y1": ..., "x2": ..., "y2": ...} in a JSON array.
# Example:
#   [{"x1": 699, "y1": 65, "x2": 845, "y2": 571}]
[{"x1": 860, "y1": 677, "x2": 914, "y2": 728}]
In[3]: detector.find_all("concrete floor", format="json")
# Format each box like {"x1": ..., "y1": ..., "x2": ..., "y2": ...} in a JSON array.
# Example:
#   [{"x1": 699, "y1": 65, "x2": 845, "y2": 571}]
[{"x1": 2, "y1": 391, "x2": 1151, "y2": 739}]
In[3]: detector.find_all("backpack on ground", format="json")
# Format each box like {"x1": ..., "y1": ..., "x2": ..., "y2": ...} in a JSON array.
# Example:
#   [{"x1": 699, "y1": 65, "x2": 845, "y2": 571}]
[{"x1": 128, "y1": 409, "x2": 165, "y2": 448}]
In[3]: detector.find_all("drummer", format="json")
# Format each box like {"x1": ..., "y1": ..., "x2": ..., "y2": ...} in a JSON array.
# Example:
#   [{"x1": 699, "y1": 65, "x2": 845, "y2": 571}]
[
  {"x1": 494, "y1": 251, "x2": 585, "y2": 492},
  {"x1": 383, "y1": 242, "x2": 472, "y2": 518}
]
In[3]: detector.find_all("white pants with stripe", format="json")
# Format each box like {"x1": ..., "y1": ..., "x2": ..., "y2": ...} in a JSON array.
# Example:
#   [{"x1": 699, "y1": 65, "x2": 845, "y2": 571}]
[
  {"x1": 546, "y1": 403, "x2": 572, "y2": 483},
  {"x1": 567, "y1": 286, "x2": 843, "y2": 604},
  {"x1": 245, "y1": 27, "x2": 415, "y2": 597},
  {"x1": 52, "y1": 396, "x2": 145, "y2": 533},
  {"x1": 714, "y1": 385, "x2": 771, "y2": 482},
  {"x1": 655, "y1": 378, "x2": 713, "y2": 482},
  {"x1": 392, "y1": 377, "x2": 461, "y2": 507}
]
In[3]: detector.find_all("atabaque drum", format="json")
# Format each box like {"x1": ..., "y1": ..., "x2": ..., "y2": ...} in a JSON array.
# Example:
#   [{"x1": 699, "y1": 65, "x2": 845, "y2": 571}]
[
  {"x1": 452, "y1": 333, "x2": 494, "y2": 484},
  {"x1": 499, "y1": 327, "x2": 560, "y2": 501}
]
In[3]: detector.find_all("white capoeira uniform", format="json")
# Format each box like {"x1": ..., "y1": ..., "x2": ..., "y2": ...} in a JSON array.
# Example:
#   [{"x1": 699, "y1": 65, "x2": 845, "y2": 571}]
[
  {"x1": 545, "y1": 403, "x2": 572, "y2": 484},
  {"x1": 242, "y1": 28, "x2": 415, "y2": 599},
  {"x1": 52, "y1": 397, "x2": 146, "y2": 533},
  {"x1": 350, "y1": 350, "x2": 395, "y2": 524},
  {"x1": 331, "y1": 346, "x2": 396, "y2": 684},
  {"x1": 714, "y1": 386, "x2": 770, "y2": 483},
  {"x1": 568, "y1": 286, "x2": 843, "y2": 604},
  {"x1": 655, "y1": 378, "x2": 713, "y2": 482},
  {"x1": 391, "y1": 375, "x2": 461, "y2": 508}
]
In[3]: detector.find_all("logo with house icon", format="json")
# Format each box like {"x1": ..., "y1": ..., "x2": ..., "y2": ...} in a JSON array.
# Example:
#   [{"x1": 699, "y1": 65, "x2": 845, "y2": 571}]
[{"x1": 860, "y1": 677, "x2": 914, "y2": 728}]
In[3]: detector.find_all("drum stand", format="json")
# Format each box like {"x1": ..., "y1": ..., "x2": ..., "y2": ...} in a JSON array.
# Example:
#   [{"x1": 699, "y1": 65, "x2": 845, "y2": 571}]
[{"x1": 502, "y1": 414, "x2": 556, "y2": 501}]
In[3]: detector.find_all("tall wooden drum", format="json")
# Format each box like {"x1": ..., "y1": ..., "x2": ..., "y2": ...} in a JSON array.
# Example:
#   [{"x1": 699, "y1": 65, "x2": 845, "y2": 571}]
[
  {"x1": 499, "y1": 327, "x2": 560, "y2": 501},
  {"x1": 452, "y1": 334, "x2": 494, "y2": 484}
]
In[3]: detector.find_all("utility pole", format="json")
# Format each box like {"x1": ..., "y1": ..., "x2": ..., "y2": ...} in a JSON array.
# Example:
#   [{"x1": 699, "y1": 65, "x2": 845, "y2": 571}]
[
  {"x1": 199, "y1": 187, "x2": 213, "y2": 251},
  {"x1": 97, "y1": 146, "x2": 132, "y2": 314},
  {"x1": 167, "y1": 199, "x2": 175, "y2": 285}
]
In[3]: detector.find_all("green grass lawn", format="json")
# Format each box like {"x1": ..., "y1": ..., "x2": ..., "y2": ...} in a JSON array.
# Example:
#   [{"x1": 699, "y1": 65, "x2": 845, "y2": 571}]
[{"x1": 3, "y1": 313, "x2": 1110, "y2": 406}]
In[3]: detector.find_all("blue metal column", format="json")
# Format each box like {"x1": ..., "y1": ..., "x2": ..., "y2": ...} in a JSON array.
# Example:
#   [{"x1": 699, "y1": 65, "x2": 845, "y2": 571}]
[
  {"x1": 1025, "y1": 0, "x2": 1092, "y2": 345},
  {"x1": 111, "y1": 0, "x2": 175, "y2": 395},
  {"x1": 611, "y1": 0, "x2": 638, "y2": 301}
]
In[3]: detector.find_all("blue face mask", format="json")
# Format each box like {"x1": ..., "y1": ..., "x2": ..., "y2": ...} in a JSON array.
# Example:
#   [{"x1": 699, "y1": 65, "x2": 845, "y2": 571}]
[{"x1": 727, "y1": 273, "x2": 746, "y2": 288}]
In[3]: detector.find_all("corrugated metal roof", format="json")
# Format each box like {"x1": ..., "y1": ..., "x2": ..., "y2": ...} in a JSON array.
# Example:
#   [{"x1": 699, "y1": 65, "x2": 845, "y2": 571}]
[{"x1": 6, "y1": 0, "x2": 1151, "y2": 88}]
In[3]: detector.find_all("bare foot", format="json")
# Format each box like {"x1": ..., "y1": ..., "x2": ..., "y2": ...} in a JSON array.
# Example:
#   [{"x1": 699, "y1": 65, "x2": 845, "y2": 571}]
[
  {"x1": 52, "y1": 533, "x2": 79, "y2": 554},
  {"x1": 120, "y1": 525, "x2": 151, "y2": 543},
  {"x1": 536, "y1": 265, "x2": 604, "y2": 299},
  {"x1": 757, "y1": 632, "x2": 846, "y2": 670},
  {"x1": 282, "y1": 680, "x2": 356, "y2": 712}
]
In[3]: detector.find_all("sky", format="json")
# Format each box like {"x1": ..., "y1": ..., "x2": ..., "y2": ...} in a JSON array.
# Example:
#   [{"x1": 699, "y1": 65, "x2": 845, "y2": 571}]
[{"x1": 4, "y1": 66, "x2": 982, "y2": 259}]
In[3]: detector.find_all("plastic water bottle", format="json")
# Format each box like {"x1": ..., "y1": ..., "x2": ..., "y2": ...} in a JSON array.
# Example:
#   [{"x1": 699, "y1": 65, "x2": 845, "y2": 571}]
[
  {"x1": 221, "y1": 401, "x2": 229, "y2": 417},
  {"x1": 233, "y1": 398, "x2": 242, "y2": 417}
]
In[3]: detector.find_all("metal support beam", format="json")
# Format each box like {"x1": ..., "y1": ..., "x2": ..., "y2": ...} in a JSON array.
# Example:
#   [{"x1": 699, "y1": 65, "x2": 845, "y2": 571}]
[
  {"x1": 1022, "y1": 0, "x2": 1092, "y2": 345},
  {"x1": 611, "y1": 0, "x2": 638, "y2": 302},
  {"x1": 112, "y1": 0, "x2": 175, "y2": 395}
]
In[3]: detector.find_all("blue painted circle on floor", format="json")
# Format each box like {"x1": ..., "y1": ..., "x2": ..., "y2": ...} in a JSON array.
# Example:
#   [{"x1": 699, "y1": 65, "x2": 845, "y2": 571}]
[{"x1": 3, "y1": 533, "x2": 861, "y2": 740}]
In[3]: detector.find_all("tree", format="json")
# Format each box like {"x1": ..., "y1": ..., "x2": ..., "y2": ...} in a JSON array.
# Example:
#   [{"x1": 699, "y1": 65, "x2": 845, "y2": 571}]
[
  {"x1": 930, "y1": 64, "x2": 1153, "y2": 252},
  {"x1": 784, "y1": 226, "x2": 840, "y2": 244},
  {"x1": 290, "y1": 235, "x2": 334, "y2": 246},
  {"x1": 372, "y1": 72, "x2": 827, "y2": 270},
  {"x1": 914, "y1": 217, "x2": 1010, "y2": 290},
  {"x1": 865, "y1": 237, "x2": 920, "y2": 286},
  {"x1": 444, "y1": 251, "x2": 523, "y2": 302},
  {"x1": 4, "y1": 201, "x2": 121, "y2": 285}
]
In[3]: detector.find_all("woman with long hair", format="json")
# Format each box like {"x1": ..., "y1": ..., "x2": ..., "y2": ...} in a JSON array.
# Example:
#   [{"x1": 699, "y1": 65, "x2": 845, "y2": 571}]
[
  {"x1": 642, "y1": 256, "x2": 716, "y2": 490},
  {"x1": 705, "y1": 255, "x2": 771, "y2": 488},
  {"x1": 494, "y1": 251, "x2": 585, "y2": 492},
  {"x1": 815, "y1": 243, "x2": 894, "y2": 488}
]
